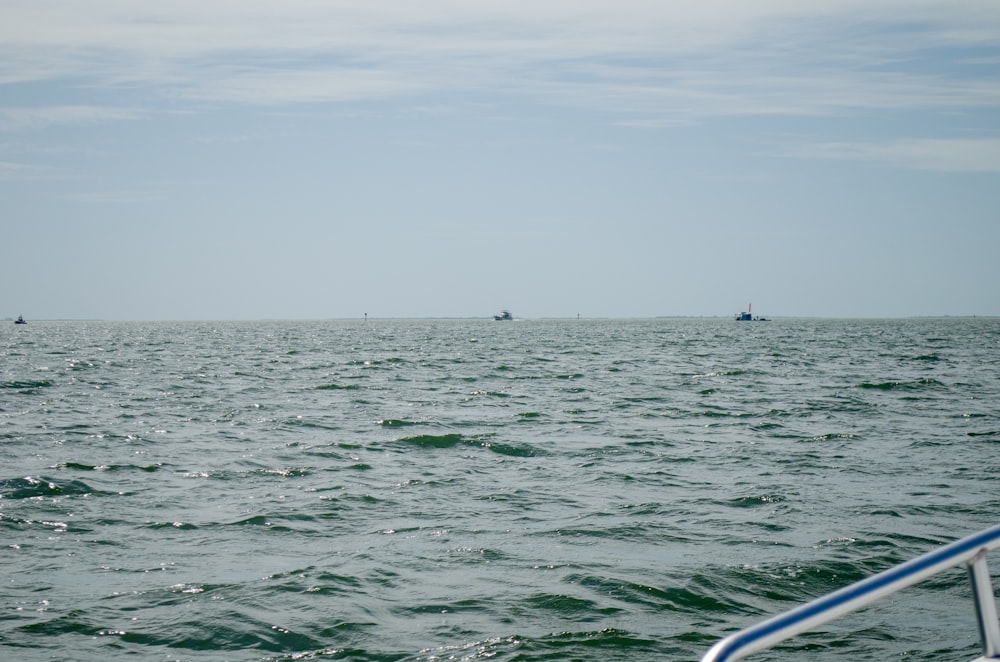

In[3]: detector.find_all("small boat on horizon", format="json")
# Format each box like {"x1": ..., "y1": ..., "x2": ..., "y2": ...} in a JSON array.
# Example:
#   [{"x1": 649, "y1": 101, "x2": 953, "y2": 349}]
[
  {"x1": 494, "y1": 310, "x2": 513, "y2": 321},
  {"x1": 735, "y1": 303, "x2": 767, "y2": 321},
  {"x1": 14, "y1": 315, "x2": 26, "y2": 325}
]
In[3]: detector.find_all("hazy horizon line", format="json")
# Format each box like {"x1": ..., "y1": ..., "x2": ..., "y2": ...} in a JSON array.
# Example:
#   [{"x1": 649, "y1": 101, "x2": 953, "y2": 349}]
[{"x1": 6, "y1": 314, "x2": 997, "y2": 323}]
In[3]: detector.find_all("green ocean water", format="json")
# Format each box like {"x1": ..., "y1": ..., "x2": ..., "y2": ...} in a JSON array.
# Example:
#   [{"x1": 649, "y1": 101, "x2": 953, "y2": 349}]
[{"x1": 1, "y1": 318, "x2": 998, "y2": 661}]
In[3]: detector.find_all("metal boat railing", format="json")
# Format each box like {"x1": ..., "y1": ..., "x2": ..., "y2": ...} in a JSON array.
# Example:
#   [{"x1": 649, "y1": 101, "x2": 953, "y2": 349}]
[{"x1": 702, "y1": 523, "x2": 1000, "y2": 662}]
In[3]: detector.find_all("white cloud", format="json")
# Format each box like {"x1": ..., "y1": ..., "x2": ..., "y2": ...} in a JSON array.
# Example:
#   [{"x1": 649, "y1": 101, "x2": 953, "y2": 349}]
[
  {"x1": 784, "y1": 138, "x2": 1000, "y2": 173},
  {"x1": 0, "y1": 1, "x2": 998, "y2": 122},
  {"x1": 541, "y1": 66, "x2": 1000, "y2": 121},
  {"x1": 0, "y1": 159, "x2": 58, "y2": 181},
  {"x1": 0, "y1": 160, "x2": 38, "y2": 178},
  {"x1": 0, "y1": 106, "x2": 142, "y2": 130},
  {"x1": 67, "y1": 190, "x2": 161, "y2": 204},
  {"x1": 176, "y1": 66, "x2": 428, "y2": 106}
]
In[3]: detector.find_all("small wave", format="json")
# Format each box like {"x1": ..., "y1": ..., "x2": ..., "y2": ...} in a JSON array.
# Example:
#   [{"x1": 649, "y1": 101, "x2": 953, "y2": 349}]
[
  {"x1": 0, "y1": 476, "x2": 100, "y2": 499},
  {"x1": 378, "y1": 418, "x2": 421, "y2": 428},
  {"x1": 481, "y1": 440, "x2": 543, "y2": 457},
  {"x1": 621, "y1": 396, "x2": 666, "y2": 404},
  {"x1": 354, "y1": 357, "x2": 406, "y2": 367},
  {"x1": 484, "y1": 628, "x2": 661, "y2": 660},
  {"x1": 396, "y1": 433, "x2": 465, "y2": 448},
  {"x1": 58, "y1": 462, "x2": 161, "y2": 473},
  {"x1": 554, "y1": 522, "x2": 686, "y2": 543},
  {"x1": 857, "y1": 378, "x2": 944, "y2": 390},
  {"x1": 523, "y1": 592, "x2": 619, "y2": 618},
  {"x1": 752, "y1": 422, "x2": 784, "y2": 431},
  {"x1": 449, "y1": 546, "x2": 508, "y2": 562},
  {"x1": 240, "y1": 467, "x2": 310, "y2": 478},
  {"x1": 803, "y1": 432, "x2": 856, "y2": 443},
  {"x1": 53, "y1": 422, "x2": 100, "y2": 435},
  {"x1": 690, "y1": 552, "x2": 920, "y2": 620},
  {"x1": 726, "y1": 494, "x2": 787, "y2": 508},
  {"x1": 470, "y1": 389, "x2": 510, "y2": 398},
  {"x1": 315, "y1": 382, "x2": 359, "y2": 390},
  {"x1": 418, "y1": 635, "x2": 526, "y2": 661},
  {"x1": 225, "y1": 515, "x2": 311, "y2": 532},
  {"x1": 868, "y1": 508, "x2": 905, "y2": 518},
  {"x1": 0, "y1": 379, "x2": 53, "y2": 390},
  {"x1": 145, "y1": 521, "x2": 199, "y2": 530},
  {"x1": 573, "y1": 573, "x2": 743, "y2": 615},
  {"x1": 911, "y1": 353, "x2": 943, "y2": 362},
  {"x1": 711, "y1": 369, "x2": 748, "y2": 378},
  {"x1": 392, "y1": 433, "x2": 542, "y2": 457},
  {"x1": 126, "y1": 609, "x2": 325, "y2": 653},
  {"x1": 282, "y1": 418, "x2": 337, "y2": 430},
  {"x1": 306, "y1": 571, "x2": 365, "y2": 594},
  {"x1": 400, "y1": 597, "x2": 495, "y2": 617}
]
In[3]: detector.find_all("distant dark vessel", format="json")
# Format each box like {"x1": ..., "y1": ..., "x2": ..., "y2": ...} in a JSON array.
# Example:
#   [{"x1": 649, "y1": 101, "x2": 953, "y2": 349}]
[
  {"x1": 494, "y1": 310, "x2": 513, "y2": 321},
  {"x1": 14, "y1": 315, "x2": 26, "y2": 325},
  {"x1": 735, "y1": 304, "x2": 767, "y2": 321}
]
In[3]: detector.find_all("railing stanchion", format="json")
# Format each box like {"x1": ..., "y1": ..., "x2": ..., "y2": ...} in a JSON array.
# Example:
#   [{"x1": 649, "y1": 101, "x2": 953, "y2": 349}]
[{"x1": 967, "y1": 550, "x2": 1000, "y2": 659}]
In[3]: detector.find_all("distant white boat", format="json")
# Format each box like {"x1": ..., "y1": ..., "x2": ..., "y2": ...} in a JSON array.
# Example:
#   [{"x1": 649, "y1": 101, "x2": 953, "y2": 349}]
[{"x1": 494, "y1": 310, "x2": 513, "y2": 321}]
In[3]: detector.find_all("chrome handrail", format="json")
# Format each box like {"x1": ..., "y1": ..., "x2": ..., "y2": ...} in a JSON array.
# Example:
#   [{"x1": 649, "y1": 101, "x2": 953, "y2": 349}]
[{"x1": 702, "y1": 523, "x2": 1000, "y2": 662}]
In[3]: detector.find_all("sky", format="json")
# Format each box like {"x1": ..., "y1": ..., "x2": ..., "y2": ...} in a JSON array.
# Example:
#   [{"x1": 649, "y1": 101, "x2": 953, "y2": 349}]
[{"x1": 2, "y1": 1, "x2": 999, "y2": 320}]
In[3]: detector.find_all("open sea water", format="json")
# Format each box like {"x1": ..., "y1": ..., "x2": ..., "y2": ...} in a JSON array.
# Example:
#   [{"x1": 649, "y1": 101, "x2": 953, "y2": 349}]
[{"x1": 2, "y1": 318, "x2": 999, "y2": 661}]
